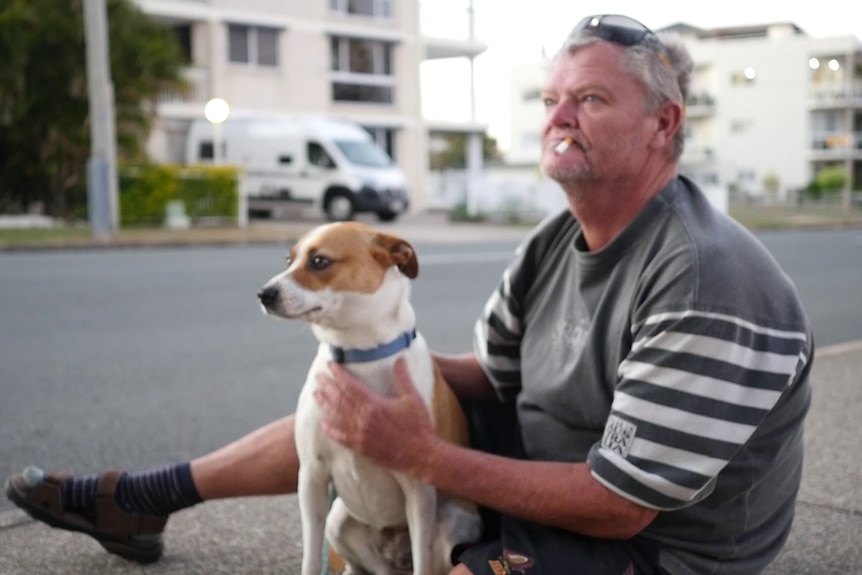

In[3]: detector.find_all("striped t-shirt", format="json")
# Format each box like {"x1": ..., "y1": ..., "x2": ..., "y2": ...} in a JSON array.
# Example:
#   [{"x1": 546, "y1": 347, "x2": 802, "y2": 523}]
[{"x1": 473, "y1": 175, "x2": 813, "y2": 574}]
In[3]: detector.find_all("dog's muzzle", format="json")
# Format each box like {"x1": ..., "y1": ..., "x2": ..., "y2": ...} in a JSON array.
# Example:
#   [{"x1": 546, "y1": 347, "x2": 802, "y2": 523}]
[{"x1": 257, "y1": 285, "x2": 281, "y2": 310}]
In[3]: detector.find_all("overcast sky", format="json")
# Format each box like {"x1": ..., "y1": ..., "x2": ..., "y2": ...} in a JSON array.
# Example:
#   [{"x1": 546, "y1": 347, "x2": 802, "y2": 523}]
[{"x1": 420, "y1": 0, "x2": 862, "y2": 150}]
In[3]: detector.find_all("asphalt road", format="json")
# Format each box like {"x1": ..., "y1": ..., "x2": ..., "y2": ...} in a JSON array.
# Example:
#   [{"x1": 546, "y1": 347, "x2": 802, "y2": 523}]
[{"x1": 1, "y1": 228, "x2": 861, "y2": 514}]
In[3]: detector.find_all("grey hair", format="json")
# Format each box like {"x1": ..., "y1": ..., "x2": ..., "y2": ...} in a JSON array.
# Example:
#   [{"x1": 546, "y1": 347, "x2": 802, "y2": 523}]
[{"x1": 557, "y1": 31, "x2": 693, "y2": 160}]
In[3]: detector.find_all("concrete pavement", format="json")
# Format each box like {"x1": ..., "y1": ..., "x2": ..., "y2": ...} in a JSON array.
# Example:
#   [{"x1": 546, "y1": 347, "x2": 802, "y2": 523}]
[
  {"x1": 1, "y1": 214, "x2": 861, "y2": 573},
  {"x1": 1, "y1": 342, "x2": 860, "y2": 574}
]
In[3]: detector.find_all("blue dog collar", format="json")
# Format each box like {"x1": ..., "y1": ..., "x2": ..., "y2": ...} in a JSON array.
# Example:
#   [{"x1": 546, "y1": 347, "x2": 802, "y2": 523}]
[{"x1": 330, "y1": 329, "x2": 417, "y2": 364}]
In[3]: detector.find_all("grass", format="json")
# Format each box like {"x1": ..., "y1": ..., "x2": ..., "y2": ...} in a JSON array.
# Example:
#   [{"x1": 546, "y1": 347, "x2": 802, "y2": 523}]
[
  {"x1": 0, "y1": 226, "x2": 92, "y2": 246},
  {"x1": 0, "y1": 223, "x2": 298, "y2": 249}
]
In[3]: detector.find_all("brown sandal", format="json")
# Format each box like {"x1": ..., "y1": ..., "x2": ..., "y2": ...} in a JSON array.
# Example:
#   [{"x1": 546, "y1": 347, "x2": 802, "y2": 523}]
[{"x1": 4, "y1": 467, "x2": 168, "y2": 563}]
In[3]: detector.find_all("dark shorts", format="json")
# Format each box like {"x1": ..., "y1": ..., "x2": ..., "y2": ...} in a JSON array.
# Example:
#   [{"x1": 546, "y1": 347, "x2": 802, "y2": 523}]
[{"x1": 456, "y1": 400, "x2": 662, "y2": 575}]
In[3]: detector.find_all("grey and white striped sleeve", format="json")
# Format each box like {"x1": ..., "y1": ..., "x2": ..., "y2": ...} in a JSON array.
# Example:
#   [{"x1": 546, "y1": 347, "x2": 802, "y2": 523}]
[
  {"x1": 587, "y1": 309, "x2": 811, "y2": 510},
  {"x1": 473, "y1": 265, "x2": 525, "y2": 401}
]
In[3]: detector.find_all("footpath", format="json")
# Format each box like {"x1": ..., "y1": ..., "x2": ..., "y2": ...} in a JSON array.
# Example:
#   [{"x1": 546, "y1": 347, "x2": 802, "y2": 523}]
[
  {"x1": 2, "y1": 343, "x2": 860, "y2": 574},
  {"x1": 1, "y1": 213, "x2": 860, "y2": 574},
  {"x1": 0, "y1": 211, "x2": 532, "y2": 251}
]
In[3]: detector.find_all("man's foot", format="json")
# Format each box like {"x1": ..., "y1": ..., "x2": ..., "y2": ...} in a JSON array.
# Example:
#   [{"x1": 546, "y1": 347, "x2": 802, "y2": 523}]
[{"x1": 4, "y1": 466, "x2": 168, "y2": 563}]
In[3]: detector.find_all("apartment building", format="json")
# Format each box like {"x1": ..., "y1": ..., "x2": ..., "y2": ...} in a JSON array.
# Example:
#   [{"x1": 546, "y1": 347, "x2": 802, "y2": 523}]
[
  {"x1": 135, "y1": 0, "x2": 487, "y2": 209},
  {"x1": 507, "y1": 22, "x2": 862, "y2": 204}
]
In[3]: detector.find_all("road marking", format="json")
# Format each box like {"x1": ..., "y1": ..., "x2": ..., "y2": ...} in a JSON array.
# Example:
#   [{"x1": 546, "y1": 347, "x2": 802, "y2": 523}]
[{"x1": 419, "y1": 251, "x2": 516, "y2": 265}]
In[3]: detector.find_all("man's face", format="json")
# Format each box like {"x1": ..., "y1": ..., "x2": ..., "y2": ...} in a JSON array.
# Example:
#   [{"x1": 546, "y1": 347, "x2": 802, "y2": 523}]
[{"x1": 540, "y1": 42, "x2": 658, "y2": 185}]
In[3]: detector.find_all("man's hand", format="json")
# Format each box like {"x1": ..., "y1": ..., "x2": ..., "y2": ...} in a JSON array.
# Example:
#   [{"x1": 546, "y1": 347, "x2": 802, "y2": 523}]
[{"x1": 314, "y1": 358, "x2": 438, "y2": 475}]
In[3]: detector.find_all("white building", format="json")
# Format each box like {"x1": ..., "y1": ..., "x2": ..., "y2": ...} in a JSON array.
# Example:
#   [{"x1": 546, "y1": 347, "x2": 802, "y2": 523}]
[
  {"x1": 135, "y1": 0, "x2": 487, "y2": 210},
  {"x1": 506, "y1": 22, "x2": 862, "y2": 205}
]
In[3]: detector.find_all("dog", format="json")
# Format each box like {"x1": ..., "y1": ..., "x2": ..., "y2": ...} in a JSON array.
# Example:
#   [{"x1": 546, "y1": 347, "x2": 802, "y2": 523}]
[{"x1": 257, "y1": 221, "x2": 481, "y2": 575}]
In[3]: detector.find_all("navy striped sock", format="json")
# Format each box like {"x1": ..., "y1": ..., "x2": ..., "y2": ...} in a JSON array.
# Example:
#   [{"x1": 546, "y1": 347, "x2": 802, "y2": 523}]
[
  {"x1": 114, "y1": 462, "x2": 203, "y2": 515},
  {"x1": 60, "y1": 462, "x2": 202, "y2": 516}
]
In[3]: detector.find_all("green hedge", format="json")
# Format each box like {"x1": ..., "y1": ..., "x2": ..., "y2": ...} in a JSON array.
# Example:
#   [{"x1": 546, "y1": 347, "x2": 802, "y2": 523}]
[{"x1": 118, "y1": 164, "x2": 240, "y2": 227}]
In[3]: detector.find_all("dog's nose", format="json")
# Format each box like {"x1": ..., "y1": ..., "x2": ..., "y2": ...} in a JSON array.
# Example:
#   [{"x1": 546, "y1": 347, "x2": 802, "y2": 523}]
[{"x1": 257, "y1": 286, "x2": 280, "y2": 308}]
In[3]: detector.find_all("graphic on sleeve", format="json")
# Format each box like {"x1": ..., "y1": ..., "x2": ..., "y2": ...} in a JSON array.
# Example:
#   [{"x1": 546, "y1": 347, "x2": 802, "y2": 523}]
[{"x1": 601, "y1": 415, "x2": 637, "y2": 457}]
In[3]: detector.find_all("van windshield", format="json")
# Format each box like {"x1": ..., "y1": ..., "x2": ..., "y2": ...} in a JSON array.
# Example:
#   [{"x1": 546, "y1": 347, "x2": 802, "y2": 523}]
[{"x1": 334, "y1": 140, "x2": 392, "y2": 168}]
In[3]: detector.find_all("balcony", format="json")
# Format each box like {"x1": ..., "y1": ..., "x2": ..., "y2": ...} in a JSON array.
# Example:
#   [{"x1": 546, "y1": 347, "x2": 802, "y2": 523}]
[
  {"x1": 420, "y1": 2, "x2": 487, "y2": 60},
  {"x1": 808, "y1": 81, "x2": 862, "y2": 109},
  {"x1": 157, "y1": 67, "x2": 208, "y2": 105},
  {"x1": 681, "y1": 143, "x2": 715, "y2": 166},
  {"x1": 155, "y1": 67, "x2": 209, "y2": 119},
  {"x1": 809, "y1": 131, "x2": 862, "y2": 160},
  {"x1": 685, "y1": 91, "x2": 716, "y2": 118}
]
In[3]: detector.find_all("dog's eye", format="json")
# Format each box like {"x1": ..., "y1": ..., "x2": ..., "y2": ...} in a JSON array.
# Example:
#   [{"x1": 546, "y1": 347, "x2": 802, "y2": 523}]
[{"x1": 309, "y1": 255, "x2": 332, "y2": 271}]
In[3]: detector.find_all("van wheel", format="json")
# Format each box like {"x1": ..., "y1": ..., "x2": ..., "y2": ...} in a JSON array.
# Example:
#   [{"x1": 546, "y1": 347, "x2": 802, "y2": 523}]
[
  {"x1": 376, "y1": 210, "x2": 399, "y2": 222},
  {"x1": 324, "y1": 192, "x2": 354, "y2": 221}
]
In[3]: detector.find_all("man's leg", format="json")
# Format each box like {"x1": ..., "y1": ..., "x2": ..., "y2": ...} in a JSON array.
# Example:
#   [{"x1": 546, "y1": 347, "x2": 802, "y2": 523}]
[
  {"x1": 191, "y1": 414, "x2": 298, "y2": 499},
  {"x1": 5, "y1": 414, "x2": 299, "y2": 563}
]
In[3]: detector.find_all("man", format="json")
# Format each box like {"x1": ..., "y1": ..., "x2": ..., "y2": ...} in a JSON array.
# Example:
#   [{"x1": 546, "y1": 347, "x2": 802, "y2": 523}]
[{"x1": 7, "y1": 14, "x2": 812, "y2": 574}]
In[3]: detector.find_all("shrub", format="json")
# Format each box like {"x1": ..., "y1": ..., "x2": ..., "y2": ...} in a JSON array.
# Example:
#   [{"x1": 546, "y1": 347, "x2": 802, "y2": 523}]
[{"x1": 119, "y1": 164, "x2": 240, "y2": 227}]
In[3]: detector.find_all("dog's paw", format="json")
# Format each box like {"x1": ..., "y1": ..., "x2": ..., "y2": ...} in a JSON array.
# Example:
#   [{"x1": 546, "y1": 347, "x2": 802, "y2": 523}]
[{"x1": 373, "y1": 526, "x2": 412, "y2": 573}]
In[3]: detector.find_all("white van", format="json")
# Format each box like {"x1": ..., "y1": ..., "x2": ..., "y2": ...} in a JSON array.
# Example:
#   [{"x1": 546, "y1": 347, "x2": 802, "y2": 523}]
[{"x1": 185, "y1": 114, "x2": 409, "y2": 221}]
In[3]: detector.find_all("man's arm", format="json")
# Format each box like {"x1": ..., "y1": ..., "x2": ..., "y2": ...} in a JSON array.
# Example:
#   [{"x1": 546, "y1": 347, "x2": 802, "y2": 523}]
[
  {"x1": 314, "y1": 359, "x2": 658, "y2": 539},
  {"x1": 418, "y1": 437, "x2": 657, "y2": 539},
  {"x1": 431, "y1": 352, "x2": 497, "y2": 402}
]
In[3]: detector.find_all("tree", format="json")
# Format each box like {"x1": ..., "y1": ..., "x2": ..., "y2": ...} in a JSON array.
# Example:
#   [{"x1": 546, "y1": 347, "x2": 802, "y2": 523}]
[
  {"x1": 0, "y1": 0, "x2": 187, "y2": 217},
  {"x1": 429, "y1": 132, "x2": 502, "y2": 170}
]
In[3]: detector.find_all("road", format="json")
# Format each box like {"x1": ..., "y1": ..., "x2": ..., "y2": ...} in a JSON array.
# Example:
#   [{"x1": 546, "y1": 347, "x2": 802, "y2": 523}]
[{"x1": 1, "y1": 228, "x2": 860, "y2": 513}]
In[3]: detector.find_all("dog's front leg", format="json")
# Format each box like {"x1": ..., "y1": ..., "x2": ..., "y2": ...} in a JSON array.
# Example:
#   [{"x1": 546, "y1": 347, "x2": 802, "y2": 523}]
[
  {"x1": 299, "y1": 465, "x2": 332, "y2": 575},
  {"x1": 398, "y1": 476, "x2": 438, "y2": 575}
]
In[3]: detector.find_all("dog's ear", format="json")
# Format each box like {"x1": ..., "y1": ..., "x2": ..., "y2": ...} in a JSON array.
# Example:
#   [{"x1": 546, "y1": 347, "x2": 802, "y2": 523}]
[{"x1": 374, "y1": 234, "x2": 419, "y2": 279}]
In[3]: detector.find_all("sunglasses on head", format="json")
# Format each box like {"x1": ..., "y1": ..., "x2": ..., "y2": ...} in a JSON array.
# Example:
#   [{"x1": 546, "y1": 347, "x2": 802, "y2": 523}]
[{"x1": 566, "y1": 14, "x2": 666, "y2": 54}]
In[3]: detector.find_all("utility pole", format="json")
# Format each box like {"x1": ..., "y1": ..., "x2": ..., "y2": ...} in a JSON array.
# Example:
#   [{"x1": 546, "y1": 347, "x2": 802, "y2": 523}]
[{"x1": 83, "y1": 0, "x2": 119, "y2": 240}]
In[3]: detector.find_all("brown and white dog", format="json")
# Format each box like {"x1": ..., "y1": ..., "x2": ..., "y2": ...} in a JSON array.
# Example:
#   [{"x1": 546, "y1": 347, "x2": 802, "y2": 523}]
[{"x1": 257, "y1": 221, "x2": 481, "y2": 575}]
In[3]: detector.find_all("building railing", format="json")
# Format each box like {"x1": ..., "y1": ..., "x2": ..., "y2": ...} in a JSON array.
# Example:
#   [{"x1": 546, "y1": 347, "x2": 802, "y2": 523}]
[
  {"x1": 157, "y1": 67, "x2": 209, "y2": 105},
  {"x1": 810, "y1": 131, "x2": 862, "y2": 151},
  {"x1": 808, "y1": 80, "x2": 862, "y2": 105},
  {"x1": 681, "y1": 143, "x2": 714, "y2": 165}
]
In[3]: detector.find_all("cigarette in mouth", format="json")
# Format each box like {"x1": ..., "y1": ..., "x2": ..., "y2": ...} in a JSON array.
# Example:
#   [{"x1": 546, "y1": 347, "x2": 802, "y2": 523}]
[{"x1": 555, "y1": 137, "x2": 573, "y2": 155}]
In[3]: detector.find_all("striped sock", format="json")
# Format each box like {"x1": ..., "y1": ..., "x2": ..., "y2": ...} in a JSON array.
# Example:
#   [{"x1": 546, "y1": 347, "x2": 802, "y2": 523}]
[{"x1": 60, "y1": 462, "x2": 202, "y2": 516}]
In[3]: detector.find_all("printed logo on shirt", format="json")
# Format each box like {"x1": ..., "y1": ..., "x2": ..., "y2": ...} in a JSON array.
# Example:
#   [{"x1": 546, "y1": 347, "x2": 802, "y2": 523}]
[
  {"x1": 487, "y1": 548, "x2": 535, "y2": 574},
  {"x1": 602, "y1": 414, "x2": 637, "y2": 457}
]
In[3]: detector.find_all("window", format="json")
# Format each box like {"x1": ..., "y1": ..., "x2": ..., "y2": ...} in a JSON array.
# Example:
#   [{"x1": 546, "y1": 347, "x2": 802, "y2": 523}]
[
  {"x1": 333, "y1": 83, "x2": 392, "y2": 104},
  {"x1": 228, "y1": 24, "x2": 279, "y2": 67},
  {"x1": 333, "y1": 140, "x2": 392, "y2": 167},
  {"x1": 171, "y1": 24, "x2": 192, "y2": 64},
  {"x1": 198, "y1": 141, "x2": 214, "y2": 161},
  {"x1": 307, "y1": 143, "x2": 336, "y2": 169},
  {"x1": 330, "y1": 36, "x2": 395, "y2": 104},
  {"x1": 330, "y1": 0, "x2": 393, "y2": 19},
  {"x1": 730, "y1": 67, "x2": 756, "y2": 85},
  {"x1": 522, "y1": 88, "x2": 541, "y2": 102},
  {"x1": 729, "y1": 119, "x2": 753, "y2": 134},
  {"x1": 330, "y1": 37, "x2": 392, "y2": 75},
  {"x1": 363, "y1": 126, "x2": 396, "y2": 160}
]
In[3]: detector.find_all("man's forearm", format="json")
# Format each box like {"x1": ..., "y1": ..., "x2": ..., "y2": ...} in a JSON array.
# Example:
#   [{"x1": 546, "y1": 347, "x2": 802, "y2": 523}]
[{"x1": 417, "y1": 436, "x2": 658, "y2": 539}]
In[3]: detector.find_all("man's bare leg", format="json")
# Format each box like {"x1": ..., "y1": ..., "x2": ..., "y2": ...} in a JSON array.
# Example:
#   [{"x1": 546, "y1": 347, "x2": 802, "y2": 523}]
[{"x1": 191, "y1": 414, "x2": 299, "y2": 499}]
